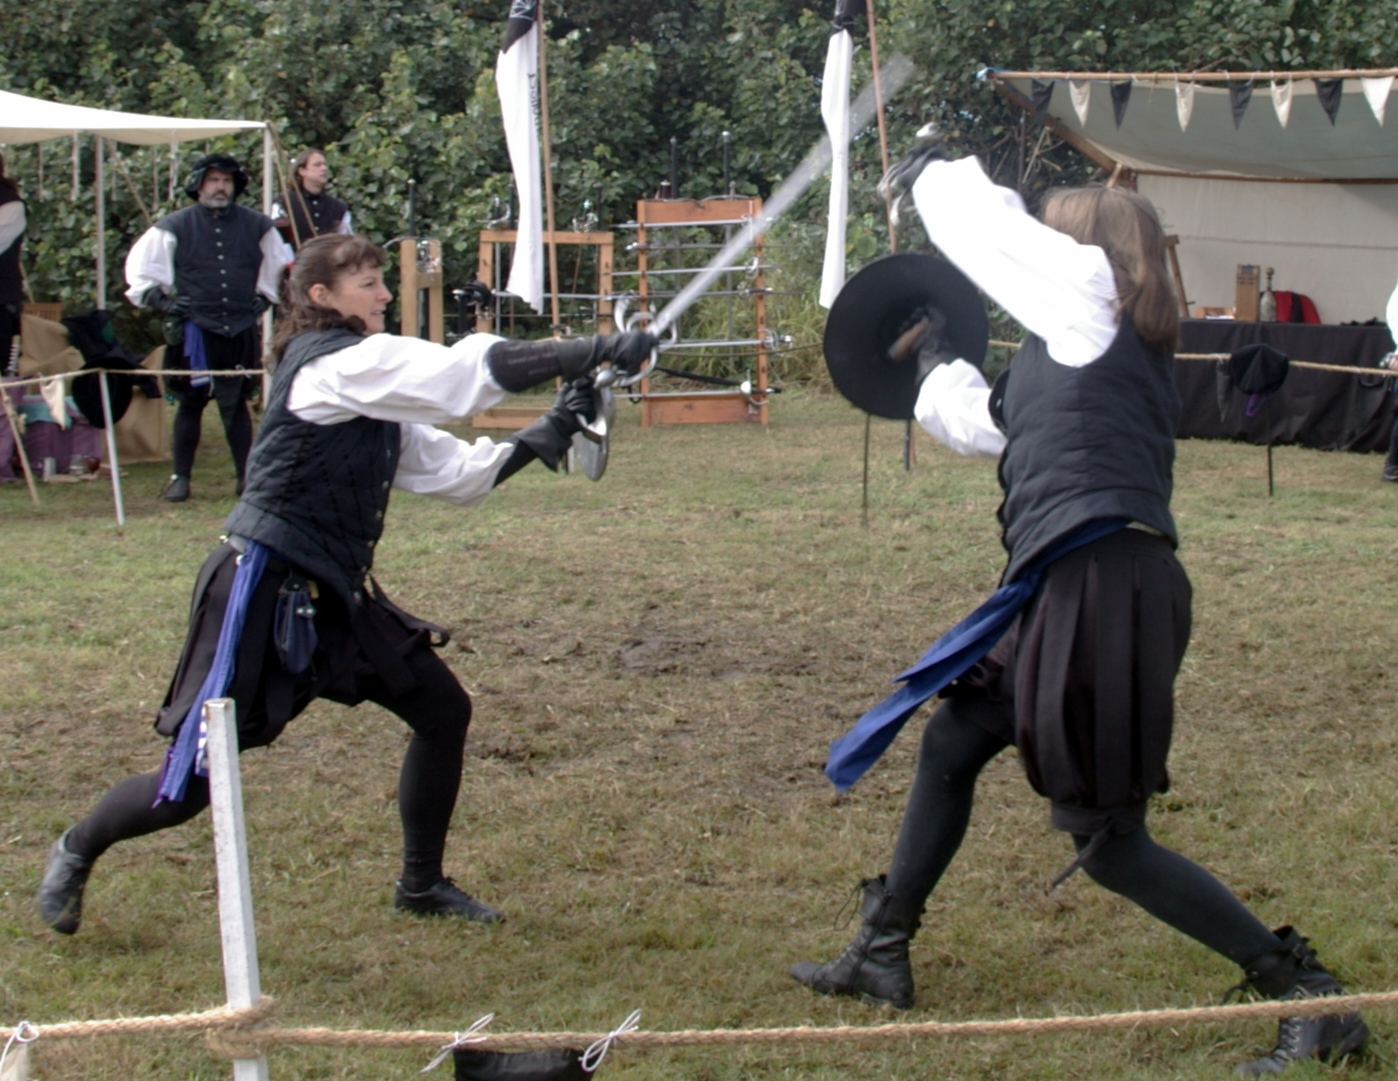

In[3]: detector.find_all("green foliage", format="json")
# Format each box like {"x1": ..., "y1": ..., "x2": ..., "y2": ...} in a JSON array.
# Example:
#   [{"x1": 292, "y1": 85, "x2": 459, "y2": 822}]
[{"x1": 1, "y1": 0, "x2": 1391, "y2": 364}]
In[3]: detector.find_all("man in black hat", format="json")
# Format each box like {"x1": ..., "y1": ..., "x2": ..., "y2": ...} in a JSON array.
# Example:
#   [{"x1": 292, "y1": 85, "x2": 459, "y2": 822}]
[{"x1": 124, "y1": 153, "x2": 291, "y2": 502}]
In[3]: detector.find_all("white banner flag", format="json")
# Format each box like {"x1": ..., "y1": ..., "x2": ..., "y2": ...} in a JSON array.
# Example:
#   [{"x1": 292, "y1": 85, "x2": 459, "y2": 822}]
[
  {"x1": 495, "y1": 0, "x2": 543, "y2": 312},
  {"x1": 819, "y1": 26, "x2": 854, "y2": 309}
]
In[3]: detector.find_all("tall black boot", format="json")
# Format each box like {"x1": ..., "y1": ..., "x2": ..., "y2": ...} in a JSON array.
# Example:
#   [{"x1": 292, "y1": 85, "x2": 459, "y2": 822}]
[
  {"x1": 1233, "y1": 926, "x2": 1369, "y2": 1076},
  {"x1": 789, "y1": 875, "x2": 922, "y2": 1009}
]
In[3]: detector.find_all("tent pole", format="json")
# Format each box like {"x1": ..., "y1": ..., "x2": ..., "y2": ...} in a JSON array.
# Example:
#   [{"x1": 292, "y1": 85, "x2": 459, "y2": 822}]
[
  {"x1": 99, "y1": 371, "x2": 126, "y2": 526},
  {"x1": 95, "y1": 136, "x2": 106, "y2": 310},
  {"x1": 261, "y1": 127, "x2": 274, "y2": 376}
]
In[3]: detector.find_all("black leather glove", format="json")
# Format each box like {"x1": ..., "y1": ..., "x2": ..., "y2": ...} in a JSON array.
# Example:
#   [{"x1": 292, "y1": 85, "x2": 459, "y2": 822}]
[
  {"x1": 486, "y1": 331, "x2": 658, "y2": 393},
  {"x1": 145, "y1": 289, "x2": 191, "y2": 317},
  {"x1": 878, "y1": 121, "x2": 948, "y2": 228},
  {"x1": 508, "y1": 382, "x2": 592, "y2": 473},
  {"x1": 590, "y1": 331, "x2": 657, "y2": 376},
  {"x1": 889, "y1": 305, "x2": 958, "y2": 384},
  {"x1": 252, "y1": 295, "x2": 272, "y2": 317}
]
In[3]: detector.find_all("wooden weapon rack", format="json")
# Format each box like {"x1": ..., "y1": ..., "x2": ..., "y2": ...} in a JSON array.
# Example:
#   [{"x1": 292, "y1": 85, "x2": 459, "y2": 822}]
[{"x1": 631, "y1": 196, "x2": 770, "y2": 427}]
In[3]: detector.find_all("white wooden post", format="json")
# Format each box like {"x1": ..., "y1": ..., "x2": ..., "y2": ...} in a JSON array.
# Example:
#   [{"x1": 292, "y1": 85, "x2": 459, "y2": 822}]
[
  {"x1": 203, "y1": 697, "x2": 270, "y2": 1081},
  {"x1": 97, "y1": 371, "x2": 125, "y2": 527}
]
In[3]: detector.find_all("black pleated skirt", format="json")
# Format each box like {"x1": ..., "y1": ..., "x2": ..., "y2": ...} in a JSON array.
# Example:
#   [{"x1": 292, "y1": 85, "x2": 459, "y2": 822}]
[{"x1": 955, "y1": 528, "x2": 1192, "y2": 835}]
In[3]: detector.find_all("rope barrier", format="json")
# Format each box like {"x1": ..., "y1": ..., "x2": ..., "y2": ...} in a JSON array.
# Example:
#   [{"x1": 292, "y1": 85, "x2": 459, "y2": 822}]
[
  {"x1": 9, "y1": 989, "x2": 1398, "y2": 1056},
  {"x1": 988, "y1": 339, "x2": 1395, "y2": 379},
  {"x1": 2, "y1": 367, "x2": 267, "y2": 393}
]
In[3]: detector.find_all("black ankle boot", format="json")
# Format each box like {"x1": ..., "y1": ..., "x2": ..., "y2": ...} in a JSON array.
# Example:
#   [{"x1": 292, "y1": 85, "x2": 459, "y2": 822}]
[
  {"x1": 789, "y1": 875, "x2": 922, "y2": 1009},
  {"x1": 37, "y1": 828, "x2": 95, "y2": 935},
  {"x1": 1233, "y1": 926, "x2": 1369, "y2": 1076}
]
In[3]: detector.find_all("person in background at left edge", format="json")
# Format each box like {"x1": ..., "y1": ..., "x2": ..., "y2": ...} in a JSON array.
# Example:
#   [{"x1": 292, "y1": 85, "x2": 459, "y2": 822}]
[{"x1": 125, "y1": 153, "x2": 291, "y2": 503}]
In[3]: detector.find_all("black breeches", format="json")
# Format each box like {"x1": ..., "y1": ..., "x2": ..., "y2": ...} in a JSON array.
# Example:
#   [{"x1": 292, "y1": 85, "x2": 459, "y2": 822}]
[
  {"x1": 171, "y1": 392, "x2": 253, "y2": 480},
  {"x1": 67, "y1": 640, "x2": 472, "y2": 889}
]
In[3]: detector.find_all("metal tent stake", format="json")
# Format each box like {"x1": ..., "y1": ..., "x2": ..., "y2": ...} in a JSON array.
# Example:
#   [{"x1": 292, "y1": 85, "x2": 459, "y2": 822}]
[
  {"x1": 1264, "y1": 400, "x2": 1275, "y2": 497},
  {"x1": 204, "y1": 697, "x2": 270, "y2": 1081}
]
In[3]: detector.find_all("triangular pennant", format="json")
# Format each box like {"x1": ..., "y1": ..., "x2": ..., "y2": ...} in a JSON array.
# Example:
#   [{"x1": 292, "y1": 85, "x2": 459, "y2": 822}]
[
  {"x1": 1315, "y1": 78, "x2": 1344, "y2": 124},
  {"x1": 1228, "y1": 80, "x2": 1253, "y2": 128},
  {"x1": 1031, "y1": 79, "x2": 1055, "y2": 121},
  {"x1": 1270, "y1": 79, "x2": 1294, "y2": 128},
  {"x1": 1069, "y1": 80, "x2": 1091, "y2": 125},
  {"x1": 1175, "y1": 80, "x2": 1196, "y2": 131},
  {"x1": 1362, "y1": 75, "x2": 1393, "y2": 125},
  {"x1": 1110, "y1": 80, "x2": 1132, "y2": 127}
]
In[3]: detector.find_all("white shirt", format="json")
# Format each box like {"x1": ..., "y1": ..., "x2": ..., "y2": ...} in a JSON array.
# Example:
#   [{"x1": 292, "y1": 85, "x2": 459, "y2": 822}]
[
  {"x1": 909, "y1": 156, "x2": 1124, "y2": 458},
  {"x1": 123, "y1": 216, "x2": 290, "y2": 307},
  {"x1": 0, "y1": 200, "x2": 24, "y2": 253},
  {"x1": 286, "y1": 332, "x2": 519, "y2": 506},
  {"x1": 1386, "y1": 273, "x2": 1398, "y2": 338}
]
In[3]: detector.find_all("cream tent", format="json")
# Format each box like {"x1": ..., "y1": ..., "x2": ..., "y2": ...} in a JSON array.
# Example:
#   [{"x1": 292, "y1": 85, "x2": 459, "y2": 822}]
[
  {"x1": 0, "y1": 87, "x2": 272, "y2": 308},
  {"x1": 987, "y1": 69, "x2": 1398, "y2": 323}
]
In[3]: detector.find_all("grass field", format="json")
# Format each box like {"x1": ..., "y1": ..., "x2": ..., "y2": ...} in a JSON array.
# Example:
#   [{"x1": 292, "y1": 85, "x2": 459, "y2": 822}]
[{"x1": 2, "y1": 392, "x2": 1397, "y2": 1080}]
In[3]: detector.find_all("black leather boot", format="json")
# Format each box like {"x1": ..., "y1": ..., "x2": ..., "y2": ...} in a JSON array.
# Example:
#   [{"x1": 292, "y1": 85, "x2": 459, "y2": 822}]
[
  {"x1": 789, "y1": 875, "x2": 922, "y2": 1009},
  {"x1": 1233, "y1": 926, "x2": 1369, "y2": 1076},
  {"x1": 37, "y1": 828, "x2": 95, "y2": 934}
]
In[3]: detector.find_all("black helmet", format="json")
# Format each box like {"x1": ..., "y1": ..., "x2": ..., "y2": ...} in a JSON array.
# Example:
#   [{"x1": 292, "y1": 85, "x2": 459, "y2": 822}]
[{"x1": 184, "y1": 154, "x2": 250, "y2": 200}]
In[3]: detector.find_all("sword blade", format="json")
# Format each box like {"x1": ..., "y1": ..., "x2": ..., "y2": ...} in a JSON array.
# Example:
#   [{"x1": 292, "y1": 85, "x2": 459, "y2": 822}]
[{"x1": 650, "y1": 53, "x2": 914, "y2": 337}]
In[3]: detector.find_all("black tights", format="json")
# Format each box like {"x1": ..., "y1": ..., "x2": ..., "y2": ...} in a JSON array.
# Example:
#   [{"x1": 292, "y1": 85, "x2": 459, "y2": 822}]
[
  {"x1": 171, "y1": 394, "x2": 252, "y2": 481},
  {"x1": 885, "y1": 698, "x2": 1282, "y2": 968},
  {"x1": 67, "y1": 644, "x2": 471, "y2": 892}
]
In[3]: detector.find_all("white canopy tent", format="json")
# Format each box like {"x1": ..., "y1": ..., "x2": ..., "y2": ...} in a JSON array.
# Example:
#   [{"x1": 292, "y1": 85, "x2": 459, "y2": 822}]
[
  {"x1": 989, "y1": 70, "x2": 1398, "y2": 323},
  {"x1": 0, "y1": 87, "x2": 272, "y2": 309}
]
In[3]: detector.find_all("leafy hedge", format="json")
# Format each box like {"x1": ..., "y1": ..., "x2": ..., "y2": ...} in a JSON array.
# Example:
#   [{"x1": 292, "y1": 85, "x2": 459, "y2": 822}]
[{"x1": 1, "y1": 0, "x2": 1388, "y2": 378}]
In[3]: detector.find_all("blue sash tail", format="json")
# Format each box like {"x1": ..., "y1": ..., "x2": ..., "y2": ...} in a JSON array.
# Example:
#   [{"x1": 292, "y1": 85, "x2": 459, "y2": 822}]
[
  {"x1": 154, "y1": 540, "x2": 270, "y2": 804},
  {"x1": 824, "y1": 518, "x2": 1129, "y2": 791}
]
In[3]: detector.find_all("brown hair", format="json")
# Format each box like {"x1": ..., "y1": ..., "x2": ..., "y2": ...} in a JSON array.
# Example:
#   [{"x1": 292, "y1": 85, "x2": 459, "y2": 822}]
[
  {"x1": 291, "y1": 147, "x2": 326, "y2": 182},
  {"x1": 273, "y1": 233, "x2": 388, "y2": 360},
  {"x1": 1040, "y1": 186, "x2": 1179, "y2": 352}
]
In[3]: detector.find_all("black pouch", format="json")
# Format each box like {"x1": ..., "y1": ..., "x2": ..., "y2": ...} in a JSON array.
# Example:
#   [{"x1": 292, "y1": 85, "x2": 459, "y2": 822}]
[
  {"x1": 274, "y1": 573, "x2": 319, "y2": 674},
  {"x1": 453, "y1": 1049, "x2": 588, "y2": 1081}
]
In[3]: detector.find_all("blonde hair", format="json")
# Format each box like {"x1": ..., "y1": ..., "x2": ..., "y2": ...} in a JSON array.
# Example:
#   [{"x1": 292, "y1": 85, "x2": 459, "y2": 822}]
[{"x1": 1040, "y1": 186, "x2": 1179, "y2": 352}]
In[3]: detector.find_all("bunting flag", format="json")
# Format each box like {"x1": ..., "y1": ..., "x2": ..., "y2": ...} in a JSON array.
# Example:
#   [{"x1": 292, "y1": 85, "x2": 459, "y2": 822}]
[
  {"x1": 818, "y1": 0, "x2": 856, "y2": 309},
  {"x1": 1069, "y1": 80, "x2": 1091, "y2": 125},
  {"x1": 495, "y1": 0, "x2": 544, "y2": 312},
  {"x1": 1315, "y1": 78, "x2": 1344, "y2": 124},
  {"x1": 1362, "y1": 75, "x2": 1393, "y2": 125},
  {"x1": 1228, "y1": 79, "x2": 1253, "y2": 128},
  {"x1": 1031, "y1": 79, "x2": 1055, "y2": 121},
  {"x1": 1110, "y1": 80, "x2": 1132, "y2": 127},
  {"x1": 1270, "y1": 79, "x2": 1294, "y2": 128},
  {"x1": 1174, "y1": 80, "x2": 1196, "y2": 131}
]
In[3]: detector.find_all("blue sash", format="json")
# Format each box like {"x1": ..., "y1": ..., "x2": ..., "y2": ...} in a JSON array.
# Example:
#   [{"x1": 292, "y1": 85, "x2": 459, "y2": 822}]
[
  {"x1": 824, "y1": 518, "x2": 1129, "y2": 791},
  {"x1": 154, "y1": 540, "x2": 270, "y2": 803}
]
